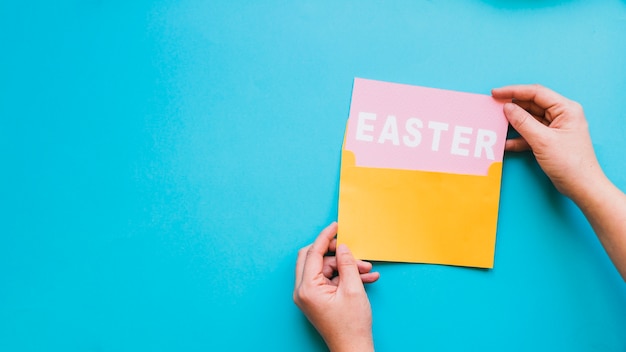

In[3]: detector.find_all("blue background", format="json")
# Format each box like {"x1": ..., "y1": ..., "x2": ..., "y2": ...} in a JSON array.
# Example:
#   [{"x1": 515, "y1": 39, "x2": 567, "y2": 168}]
[{"x1": 2, "y1": 1, "x2": 625, "y2": 351}]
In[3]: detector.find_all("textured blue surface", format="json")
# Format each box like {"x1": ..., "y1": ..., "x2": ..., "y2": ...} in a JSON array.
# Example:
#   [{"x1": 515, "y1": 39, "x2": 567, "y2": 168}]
[{"x1": 1, "y1": 1, "x2": 625, "y2": 351}]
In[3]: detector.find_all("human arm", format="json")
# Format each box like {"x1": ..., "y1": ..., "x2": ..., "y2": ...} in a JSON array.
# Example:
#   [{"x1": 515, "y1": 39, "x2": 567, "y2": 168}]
[
  {"x1": 293, "y1": 222, "x2": 380, "y2": 352},
  {"x1": 492, "y1": 84, "x2": 626, "y2": 280}
]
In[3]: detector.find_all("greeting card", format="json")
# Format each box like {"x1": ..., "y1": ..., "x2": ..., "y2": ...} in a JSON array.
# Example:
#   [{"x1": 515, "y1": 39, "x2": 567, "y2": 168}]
[{"x1": 337, "y1": 78, "x2": 508, "y2": 268}]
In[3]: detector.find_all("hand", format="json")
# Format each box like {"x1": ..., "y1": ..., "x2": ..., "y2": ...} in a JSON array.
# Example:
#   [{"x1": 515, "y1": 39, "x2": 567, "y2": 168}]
[
  {"x1": 493, "y1": 84, "x2": 626, "y2": 280},
  {"x1": 491, "y1": 84, "x2": 604, "y2": 202},
  {"x1": 293, "y1": 222, "x2": 380, "y2": 352}
]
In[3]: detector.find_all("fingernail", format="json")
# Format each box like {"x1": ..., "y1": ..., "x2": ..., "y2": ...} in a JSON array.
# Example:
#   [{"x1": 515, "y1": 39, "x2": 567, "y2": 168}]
[{"x1": 504, "y1": 102, "x2": 516, "y2": 112}]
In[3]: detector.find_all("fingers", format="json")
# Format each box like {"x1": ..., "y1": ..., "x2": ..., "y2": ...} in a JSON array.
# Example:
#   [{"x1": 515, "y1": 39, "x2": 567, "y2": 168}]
[
  {"x1": 322, "y1": 256, "x2": 374, "y2": 279},
  {"x1": 296, "y1": 223, "x2": 379, "y2": 296},
  {"x1": 329, "y1": 238, "x2": 337, "y2": 253},
  {"x1": 493, "y1": 85, "x2": 574, "y2": 152},
  {"x1": 301, "y1": 222, "x2": 338, "y2": 284},
  {"x1": 357, "y1": 259, "x2": 373, "y2": 274},
  {"x1": 335, "y1": 244, "x2": 363, "y2": 288},
  {"x1": 295, "y1": 244, "x2": 311, "y2": 290},
  {"x1": 512, "y1": 100, "x2": 546, "y2": 120},
  {"x1": 492, "y1": 84, "x2": 567, "y2": 111},
  {"x1": 331, "y1": 271, "x2": 381, "y2": 286},
  {"x1": 505, "y1": 137, "x2": 531, "y2": 152},
  {"x1": 503, "y1": 102, "x2": 548, "y2": 150},
  {"x1": 360, "y1": 271, "x2": 381, "y2": 284}
]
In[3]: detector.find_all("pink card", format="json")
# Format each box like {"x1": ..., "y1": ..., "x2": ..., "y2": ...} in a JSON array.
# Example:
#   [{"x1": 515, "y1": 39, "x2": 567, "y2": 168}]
[{"x1": 345, "y1": 78, "x2": 509, "y2": 176}]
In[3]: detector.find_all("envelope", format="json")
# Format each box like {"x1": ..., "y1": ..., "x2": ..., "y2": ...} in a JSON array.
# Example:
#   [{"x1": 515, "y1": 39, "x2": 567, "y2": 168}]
[{"x1": 337, "y1": 78, "x2": 509, "y2": 268}]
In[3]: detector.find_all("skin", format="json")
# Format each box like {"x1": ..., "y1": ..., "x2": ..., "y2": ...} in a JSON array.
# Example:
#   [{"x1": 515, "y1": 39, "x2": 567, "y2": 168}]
[
  {"x1": 293, "y1": 222, "x2": 379, "y2": 352},
  {"x1": 294, "y1": 84, "x2": 626, "y2": 350},
  {"x1": 492, "y1": 84, "x2": 626, "y2": 280}
]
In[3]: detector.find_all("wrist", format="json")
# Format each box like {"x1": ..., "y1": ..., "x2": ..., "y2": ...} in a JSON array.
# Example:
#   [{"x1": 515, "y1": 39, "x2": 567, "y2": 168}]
[
  {"x1": 557, "y1": 156, "x2": 607, "y2": 203},
  {"x1": 326, "y1": 328, "x2": 374, "y2": 352},
  {"x1": 330, "y1": 338, "x2": 374, "y2": 352},
  {"x1": 568, "y1": 169, "x2": 613, "y2": 211}
]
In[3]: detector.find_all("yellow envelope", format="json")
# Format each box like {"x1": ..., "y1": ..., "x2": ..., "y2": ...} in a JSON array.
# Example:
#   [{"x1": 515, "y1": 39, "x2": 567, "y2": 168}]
[{"x1": 337, "y1": 78, "x2": 508, "y2": 268}]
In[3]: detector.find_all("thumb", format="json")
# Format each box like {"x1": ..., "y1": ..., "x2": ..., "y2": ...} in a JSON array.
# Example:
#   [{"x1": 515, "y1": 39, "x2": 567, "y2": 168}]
[
  {"x1": 504, "y1": 102, "x2": 547, "y2": 150},
  {"x1": 335, "y1": 244, "x2": 362, "y2": 286}
]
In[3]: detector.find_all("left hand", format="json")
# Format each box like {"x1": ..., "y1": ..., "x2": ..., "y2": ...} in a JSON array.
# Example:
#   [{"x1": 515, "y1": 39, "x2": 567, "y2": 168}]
[{"x1": 293, "y1": 222, "x2": 380, "y2": 352}]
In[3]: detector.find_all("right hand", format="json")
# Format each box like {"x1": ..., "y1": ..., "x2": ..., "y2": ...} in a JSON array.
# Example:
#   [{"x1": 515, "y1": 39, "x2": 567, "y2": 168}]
[
  {"x1": 491, "y1": 84, "x2": 604, "y2": 202},
  {"x1": 493, "y1": 85, "x2": 626, "y2": 281}
]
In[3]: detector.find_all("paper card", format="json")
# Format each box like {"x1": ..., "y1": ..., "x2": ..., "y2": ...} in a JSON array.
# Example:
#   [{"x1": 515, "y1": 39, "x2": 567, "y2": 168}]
[{"x1": 337, "y1": 78, "x2": 509, "y2": 268}]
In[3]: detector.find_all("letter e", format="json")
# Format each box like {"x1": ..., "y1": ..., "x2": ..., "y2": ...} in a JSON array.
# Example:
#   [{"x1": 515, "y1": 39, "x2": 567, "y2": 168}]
[{"x1": 356, "y1": 112, "x2": 376, "y2": 142}]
